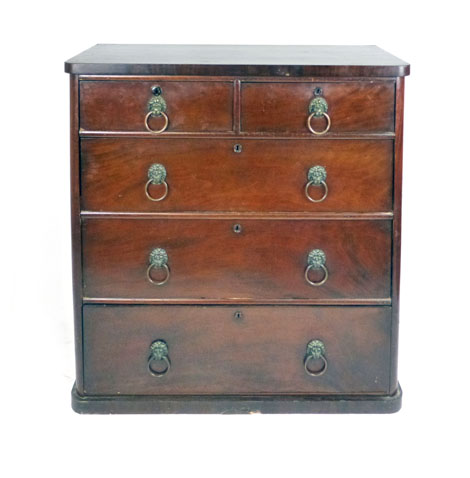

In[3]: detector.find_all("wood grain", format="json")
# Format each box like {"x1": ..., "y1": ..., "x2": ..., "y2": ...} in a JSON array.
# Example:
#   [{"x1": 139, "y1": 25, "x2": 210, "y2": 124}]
[
  {"x1": 81, "y1": 138, "x2": 393, "y2": 213},
  {"x1": 70, "y1": 75, "x2": 84, "y2": 393},
  {"x1": 241, "y1": 81, "x2": 395, "y2": 134},
  {"x1": 81, "y1": 219, "x2": 392, "y2": 300},
  {"x1": 73, "y1": 384, "x2": 402, "y2": 414},
  {"x1": 65, "y1": 44, "x2": 410, "y2": 77},
  {"x1": 390, "y1": 77, "x2": 405, "y2": 392},
  {"x1": 80, "y1": 80, "x2": 234, "y2": 132},
  {"x1": 83, "y1": 305, "x2": 392, "y2": 395},
  {"x1": 66, "y1": 44, "x2": 408, "y2": 413}
]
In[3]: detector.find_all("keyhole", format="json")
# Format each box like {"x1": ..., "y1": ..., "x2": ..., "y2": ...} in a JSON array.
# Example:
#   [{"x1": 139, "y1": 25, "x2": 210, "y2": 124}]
[
  {"x1": 234, "y1": 311, "x2": 244, "y2": 320},
  {"x1": 233, "y1": 144, "x2": 243, "y2": 153},
  {"x1": 314, "y1": 87, "x2": 323, "y2": 96},
  {"x1": 233, "y1": 224, "x2": 242, "y2": 234}
]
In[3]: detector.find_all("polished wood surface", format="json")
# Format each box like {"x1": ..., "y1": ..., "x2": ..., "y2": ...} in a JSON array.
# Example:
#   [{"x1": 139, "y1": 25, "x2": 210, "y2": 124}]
[
  {"x1": 65, "y1": 44, "x2": 410, "y2": 77},
  {"x1": 70, "y1": 75, "x2": 84, "y2": 393},
  {"x1": 241, "y1": 81, "x2": 395, "y2": 134},
  {"x1": 73, "y1": 384, "x2": 402, "y2": 414},
  {"x1": 81, "y1": 219, "x2": 391, "y2": 300},
  {"x1": 80, "y1": 80, "x2": 234, "y2": 132},
  {"x1": 81, "y1": 138, "x2": 393, "y2": 213},
  {"x1": 390, "y1": 77, "x2": 405, "y2": 392},
  {"x1": 67, "y1": 45, "x2": 407, "y2": 413},
  {"x1": 83, "y1": 305, "x2": 392, "y2": 395}
]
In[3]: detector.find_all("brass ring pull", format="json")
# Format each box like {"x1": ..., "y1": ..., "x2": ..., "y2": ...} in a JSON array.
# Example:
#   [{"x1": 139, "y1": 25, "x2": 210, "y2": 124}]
[
  {"x1": 147, "y1": 263, "x2": 170, "y2": 286},
  {"x1": 304, "y1": 339, "x2": 328, "y2": 377},
  {"x1": 307, "y1": 94, "x2": 331, "y2": 135},
  {"x1": 305, "y1": 249, "x2": 328, "y2": 287},
  {"x1": 145, "y1": 163, "x2": 169, "y2": 202},
  {"x1": 307, "y1": 112, "x2": 331, "y2": 135},
  {"x1": 305, "y1": 180, "x2": 328, "y2": 202},
  {"x1": 145, "y1": 111, "x2": 169, "y2": 134},
  {"x1": 145, "y1": 179, "x2": 168, "y2": 201},
  {"x1": 147, "y1": 340, "x2": 171, "y2": 377},
  {"x1": 147, "y1": 248, "x2": 170, "y2": 286},
  {"x1": 305, "y1": 166, "x2": 328, "y2": 202},
  {"x1": 145, "y1": 87, "x2": 169, "y2": 134}
]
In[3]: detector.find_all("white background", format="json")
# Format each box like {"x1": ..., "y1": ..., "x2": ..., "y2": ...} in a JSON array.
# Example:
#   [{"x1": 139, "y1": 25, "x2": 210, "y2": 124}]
[{"x1": 2, "y1": 1, "x2": 469, "y2": 476}]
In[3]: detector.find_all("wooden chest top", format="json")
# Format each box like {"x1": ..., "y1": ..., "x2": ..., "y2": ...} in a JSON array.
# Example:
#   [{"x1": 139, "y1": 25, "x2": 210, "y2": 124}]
[{"x1": 65, "y1": 44, "x2": 409, "y2": 77}]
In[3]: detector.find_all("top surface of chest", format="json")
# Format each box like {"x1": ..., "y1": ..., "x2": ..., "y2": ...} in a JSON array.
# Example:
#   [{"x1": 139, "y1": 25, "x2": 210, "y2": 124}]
[{"x1": 65, "y1": 44, "x2": 409, "y2": 77}]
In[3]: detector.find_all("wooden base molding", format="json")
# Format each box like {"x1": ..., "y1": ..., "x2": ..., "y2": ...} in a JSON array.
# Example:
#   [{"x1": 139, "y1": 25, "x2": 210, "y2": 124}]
[{"x1": 72, "y1": 384, "x2": 402, "y2": 414}]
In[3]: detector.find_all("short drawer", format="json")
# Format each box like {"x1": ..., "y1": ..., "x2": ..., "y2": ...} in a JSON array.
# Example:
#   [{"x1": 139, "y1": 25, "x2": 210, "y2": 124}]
[
  {"x1": 241, "y1": 81, "x2": 395, "y2": 134},
  {"x1": 82, "y1": 219, "x2": 391, "y2": 300},
  {"x1": 79, "y1": 80, "x2": 234, "y2": 132},
  {"x1": 81, "y1": 138, "x2": 393, "y2": 213},
  {"x1": 83, "y1": 305, "x2": 392, "y2": 395}
]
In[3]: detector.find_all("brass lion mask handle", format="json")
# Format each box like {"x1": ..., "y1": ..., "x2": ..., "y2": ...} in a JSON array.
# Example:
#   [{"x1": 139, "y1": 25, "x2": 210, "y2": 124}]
[
  {"x1": 145, "y1": 163, "x2": 169, "y2": 202},
  {"x1": 145, "y1": 86, "x2": 169, "y2": 134},
  {"x1": 305, "y1": 166, "x2": 328, "y2": 202},
  {"x1": 307, "y1": 89, "x2": 331, "y2": 135},
  {"x1": 304, "y1": 339, "x2": 328, "y2": 377},
  {"x1": 147, "y1": 248, "x2": 170, "y2": 286},
  {"x1": 147, "y1": 340, "x2": 171, "y2": 377},
  {"x1": 305, "y1": 249, "x2": 328, "y2": 287}
]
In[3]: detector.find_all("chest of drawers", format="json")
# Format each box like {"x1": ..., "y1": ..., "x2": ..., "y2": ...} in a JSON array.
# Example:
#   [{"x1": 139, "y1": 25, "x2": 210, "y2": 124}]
[{"x1": 65, "y1": 45, "x2": 409, "y2": 413}]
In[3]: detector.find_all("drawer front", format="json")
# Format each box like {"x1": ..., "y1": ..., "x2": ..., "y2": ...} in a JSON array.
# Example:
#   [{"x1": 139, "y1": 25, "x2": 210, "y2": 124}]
[
  {"x1": 80, "y1": 80, "x2": 234, "y2": 132},
  {"x1": 83, "y1": 305, "x2": 392, "y2": 395},
  {"x1": 241, "y1": 81, "x2": 395, "y2": 134},
  {"x1": 81, "y1": 138, "x2": 393, "y2": 213},
  {"x1": 82, "y1": 219, "x2": 391, "y2": 300}
]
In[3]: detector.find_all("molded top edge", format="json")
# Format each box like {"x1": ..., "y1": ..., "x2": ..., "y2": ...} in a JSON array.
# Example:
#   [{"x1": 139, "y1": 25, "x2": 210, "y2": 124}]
[{"x1": 65, "y1": 44, "x2": 410, "y2": 77}]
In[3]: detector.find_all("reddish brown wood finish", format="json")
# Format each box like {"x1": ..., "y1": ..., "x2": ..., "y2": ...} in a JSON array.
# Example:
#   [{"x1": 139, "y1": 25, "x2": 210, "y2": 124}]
[
  {"x1": 65, "y1": 45, "x2": 410, "y2": 77},
  {"x1": 73, "y1": 385, "x2": 402, "y2": 414},
  {"x1": 81, "y1": 219, "x2": 391, "y2": 300},
  {"x1": 67, "y1": 45, "x2": 408, "y2": 413},
  {"x1": 390, "y1": 77, "x2": 405, "y2": 392},
  {"x1": 83, "y1": 305, "x2": 392, "y2": 395},
  {"x1": 241, "y1": 81, "x2": 395, "y2": 134},
  {"x1": 80, "y1": 80, "x2": 234, "y2": 132},
  {"x1": 81, "y1": 138, "x2": 393, "y2": 213},
  {"x1": 70, "y1": 75, "x2": 84, "y2": 393}
]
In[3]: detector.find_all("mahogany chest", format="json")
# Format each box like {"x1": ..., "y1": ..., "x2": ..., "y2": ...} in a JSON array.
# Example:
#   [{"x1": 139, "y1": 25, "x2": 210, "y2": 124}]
[{"x1": 65, "y1": 45, "x2": 409, "y2": 413}]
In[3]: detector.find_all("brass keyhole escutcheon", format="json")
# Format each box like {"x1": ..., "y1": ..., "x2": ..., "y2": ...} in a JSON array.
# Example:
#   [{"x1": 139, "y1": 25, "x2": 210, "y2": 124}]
[
  {"x1": 233, "y1": 144, "x2": 243, "y2": 153},
  {"x1": 233, "y1": 223, "x2": 243, "y2": 234}
]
